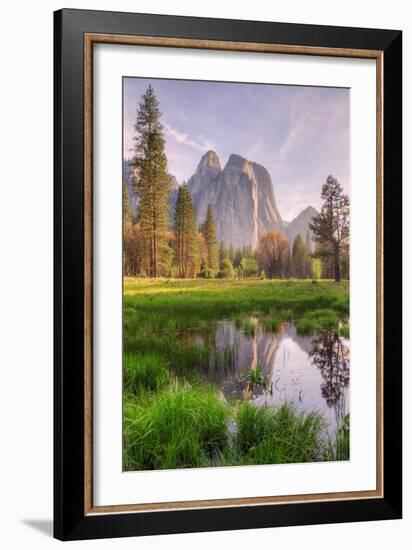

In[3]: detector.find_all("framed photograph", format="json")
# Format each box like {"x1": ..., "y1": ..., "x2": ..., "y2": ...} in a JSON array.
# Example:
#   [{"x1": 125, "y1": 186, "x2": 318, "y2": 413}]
[{"x1": 54, "y1": 8, "x2": 402, "y2": 540}]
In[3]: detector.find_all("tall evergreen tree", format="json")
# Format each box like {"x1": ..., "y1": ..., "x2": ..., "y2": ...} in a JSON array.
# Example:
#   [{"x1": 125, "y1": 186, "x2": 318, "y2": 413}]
[
  {"x1": 132, "y1": 85, "x2": 170, "y2": 277},
  {"x1": 228, "y1": 243, "x2": 235, "y2": 264},
  {"x1": 200, "y1": 204, "x2": 218, "y2": 270},
  {"x1": 309, "y1": 175, "x2": 350, "y2": 282},
  {"x1": 284, "y1": 247, "x2": 293, "y2": 278},
  {"x1": 123, "y1": 179, "x2": 133, "y2": 224},
  {"x1": 233, "y1": 248, "x2": 243, "y2": 268},
  {"x1": 173, "y1": 185, "x2": 200, "y2": 278}
]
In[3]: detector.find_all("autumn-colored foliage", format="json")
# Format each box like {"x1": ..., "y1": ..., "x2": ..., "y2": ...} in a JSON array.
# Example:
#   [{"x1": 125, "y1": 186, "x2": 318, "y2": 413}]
[{"x1": 257, "y1": 231, "x2": 290, "y2": 279}]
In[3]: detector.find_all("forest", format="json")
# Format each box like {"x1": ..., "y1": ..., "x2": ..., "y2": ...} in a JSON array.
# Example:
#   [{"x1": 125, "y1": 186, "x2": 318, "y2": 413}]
[{"x1": 123, "y1": 85, "x2": 350, "y2": 283}]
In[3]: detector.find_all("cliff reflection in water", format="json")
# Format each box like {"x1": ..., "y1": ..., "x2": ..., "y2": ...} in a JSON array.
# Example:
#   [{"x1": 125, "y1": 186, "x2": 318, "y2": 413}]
[{"x1": 189, "y1": 319, "x2": 350, "y2": 434}]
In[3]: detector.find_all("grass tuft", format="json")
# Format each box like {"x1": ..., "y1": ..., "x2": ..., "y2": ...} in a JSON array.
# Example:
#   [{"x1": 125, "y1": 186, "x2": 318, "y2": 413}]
[
  {"x1": 339, "y1": 325, "x2": 350, "y2": 338},
  {"x1": 124, "y1": 383, "x2": 230, "y2": 470},
  {"x1": 322, "y1": 414, "x2": 350, "y2": 461},
  {"x1": 124, "y1": 353, "x2": 170, "y2": 394},
  {"x1": 234, "y1": 316, "x2": 257, "y2": 336},
  {"x1": 233, "y1": 402, "x2": 325, "y2": 465},
  {"x1": 295, "y1": 309, "x2": 340, "y2": 335},
  {"x1": 261, "y1": 315, "x2": 281, "y2": 333}
]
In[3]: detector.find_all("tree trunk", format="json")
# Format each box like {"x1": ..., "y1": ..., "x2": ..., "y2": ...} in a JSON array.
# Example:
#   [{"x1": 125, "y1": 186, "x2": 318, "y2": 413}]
[{"x1": 334, "y1": 252, "x2": 341, "y2": 282}]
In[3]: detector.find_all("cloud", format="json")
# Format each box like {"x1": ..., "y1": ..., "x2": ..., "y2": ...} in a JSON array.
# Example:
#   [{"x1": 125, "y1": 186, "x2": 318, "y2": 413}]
[
  {"x1": 276, "y1": 179, "x2": 322, "y2": 221},
  {"x1": 163, "y1": 122, "x2": 216, "y2": 153},
  {"x1": 276, "y1": 91, "x2": 318, "y2": 161}
]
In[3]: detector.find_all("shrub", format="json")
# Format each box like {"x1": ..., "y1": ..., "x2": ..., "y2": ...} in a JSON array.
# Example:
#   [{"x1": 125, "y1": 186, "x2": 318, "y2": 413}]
[
  {"x1": 217, "y1": 259, "x2": 235, "y2": 279},
  {"x1": 311, "y1": 258, "x2": 322, "y2": 279},
  {"x1": 197, "y1": 268, "x2": 216, "y2": 279},
  {"x1": 240, "y1": 257, "x2": 258, "y2": 278}
]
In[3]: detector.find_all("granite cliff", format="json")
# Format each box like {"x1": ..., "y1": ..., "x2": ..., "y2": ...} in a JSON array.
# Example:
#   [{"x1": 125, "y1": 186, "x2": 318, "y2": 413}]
[
  {"x1": 188, "y1": 151, "x2": 283, "y2": 248},
  {"x1": 125, "y1": 150, "x2": 316, "y2": 248}
]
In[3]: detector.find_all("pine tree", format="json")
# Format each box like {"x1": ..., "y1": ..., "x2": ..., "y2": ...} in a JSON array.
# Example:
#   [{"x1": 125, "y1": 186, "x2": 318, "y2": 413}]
[
  {"x1": 173, "y1": 185, "x2": 200, "y2": 278},
  {"x1": 309, "y1": 175, "x2": 350, "y2": 282},
  {"x1": 284, "y1": 247, "x2": 293, "y2": 278},
  {"x1": 132, "y1": 85, "x2": 170, "y2": 277},
  {"x1": 200, "y1": 204, "x2": 218, "y2": 270},
  {"x1": 233, "y1": 248, "x2": 243, "y2": 268},
  {"x1": 123, "y1": 179, "x2": 133, "y2": 224},
  {"x1": 218, "y1": 242, "x2": 229, "y2": 262},
  {"x1": 228, "y1": 243, "x2": 235, "y2": 264}
]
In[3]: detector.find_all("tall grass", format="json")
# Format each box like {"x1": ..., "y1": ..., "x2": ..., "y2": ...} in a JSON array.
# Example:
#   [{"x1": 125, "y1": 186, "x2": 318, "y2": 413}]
[
  {"x1": 246, "y1": 364, "x2": 266, "y2": 392},
  {"x1": 339, "y1": 325, "x2": 350, "y2": 338},
  {"x1": 233, "y1": 402, "x2": 325, "y2": 465},
  {"x1": 124, "y1": 383, "x2": 332, "y2": 470},
  {"x1": 124, "y1": 279, "x2": 349, "y2": 335},
  {"x1": 322, "y1": 414, "x2": 350, "y2": 461},
  {"x1": 235, "y1": 316, "x2": 257, "y2": 336},
  {"x1": 295, "y1": 309, "x2": 341, "y2": 335},
  {"x1": 261, "y1": 315, "x2": 281, "y2": 333},
  {"x1": 122, "y1": 279, "x2": 350, "y2": 470},
  {"x1": 124, "y1": 353, "x2": 170, "y2": 394},
  {"x1": 123, "y1": 279, "x2": 349, "y2": 375},
  {"x1": 124, "y1": 383, "x2": 230, "y2": 471}
]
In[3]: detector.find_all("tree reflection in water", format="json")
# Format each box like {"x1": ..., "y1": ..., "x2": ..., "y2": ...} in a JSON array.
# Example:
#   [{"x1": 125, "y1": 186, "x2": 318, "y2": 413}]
[{"x1": 309, "y1": 330, "x2": 350, "y2": 427}]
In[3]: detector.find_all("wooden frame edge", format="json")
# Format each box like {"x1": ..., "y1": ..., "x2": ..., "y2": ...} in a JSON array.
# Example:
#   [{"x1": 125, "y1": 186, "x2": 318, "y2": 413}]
[
  {"x1": 84, "y1": 33, "x2": 93, "y2": 515},
  {"x1": 83, "y1": 33, "x2": 384, "y2": 516},
  {"x1": 376, "y1": 52, "x2": 384, "y2": 499},
  {"x1": 84, "y1": 32, "x2": 381, "y2": 58}
]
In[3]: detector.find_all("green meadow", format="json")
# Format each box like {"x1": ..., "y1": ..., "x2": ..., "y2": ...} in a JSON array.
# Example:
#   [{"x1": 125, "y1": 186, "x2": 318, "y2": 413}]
[{"x1": 123, "y1": 278, "x2": 350, "y2": 471}]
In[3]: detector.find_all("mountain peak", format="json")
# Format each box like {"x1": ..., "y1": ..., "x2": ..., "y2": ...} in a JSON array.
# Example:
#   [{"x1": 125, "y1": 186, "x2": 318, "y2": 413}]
[
  {"x1": 168, "y1": 174, "x2": 179, "y2": 191},
  {"x1": 224, "y1": 153, "x2": 249, "y2": 171},
  {"x1": 292, "y1": 205, "x2": 317, "y2": 221},
  {"x1": 197, "y1": 150, "x2": 221, "y2": 172},
  {"x1": 188, "y1": 150, "x2": 283, "y2": 248},
  {"x1": 285, "y1": 205, "x2": 318, "y2": 247}
]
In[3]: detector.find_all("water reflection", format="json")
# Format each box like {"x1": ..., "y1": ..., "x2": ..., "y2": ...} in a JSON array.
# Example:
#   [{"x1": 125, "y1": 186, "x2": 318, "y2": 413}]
[
  {"x1": 309, "y1": 330, "x2": 350, "y2": 428},
  {"x1": 184, "y1": 319, "x2": 350, "y2": 433}
]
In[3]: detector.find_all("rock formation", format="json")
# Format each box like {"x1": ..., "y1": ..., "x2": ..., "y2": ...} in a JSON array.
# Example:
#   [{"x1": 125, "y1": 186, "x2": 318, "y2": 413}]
[
  {"x1": 188, "y1": 151, "x2": 283, "y2": 248},
  {"x1": 124, "y1": 151, "x2": 317, "y2": 248},
  {"x1": 285, "y1": 206, "x2": 318, "y2": 249}
]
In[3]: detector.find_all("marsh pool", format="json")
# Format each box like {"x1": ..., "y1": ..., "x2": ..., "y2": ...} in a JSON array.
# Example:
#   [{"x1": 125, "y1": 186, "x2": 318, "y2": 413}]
[{"x1": 187, "y1": 318, "x2": 350, "y2": 435}]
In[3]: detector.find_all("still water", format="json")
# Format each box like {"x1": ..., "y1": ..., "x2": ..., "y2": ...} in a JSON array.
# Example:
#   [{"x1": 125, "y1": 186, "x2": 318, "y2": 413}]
[{"x1": 191, "y1": 318, "x2": 350, "y2": 434}]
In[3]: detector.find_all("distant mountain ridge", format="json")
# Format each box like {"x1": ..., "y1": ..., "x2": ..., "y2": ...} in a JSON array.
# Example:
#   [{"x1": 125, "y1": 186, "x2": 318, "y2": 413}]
[
  {"x1": 285, "y1": 206, "x2": 318, "y2": 250},
  {"x1": 125, "y1": 151, "x2": 317, "y2": 248}
]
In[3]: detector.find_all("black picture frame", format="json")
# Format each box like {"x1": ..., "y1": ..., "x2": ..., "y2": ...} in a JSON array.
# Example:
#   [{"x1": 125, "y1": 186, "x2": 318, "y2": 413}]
[{"x1": 54, "y1": 8, "x2": 402, "y2": 541}]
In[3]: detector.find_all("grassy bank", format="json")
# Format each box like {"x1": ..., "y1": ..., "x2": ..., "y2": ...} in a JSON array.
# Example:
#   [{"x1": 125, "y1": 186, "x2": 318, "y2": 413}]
[
  {"x1": 124, "y1": 383, "x2": 331, "y2": 470},
  {"x1": 124, "y1": 278, "x2": 348, "y2": 375},
  {"x1": 123, "y1": 278, "x2": 350, "y2": 470}
]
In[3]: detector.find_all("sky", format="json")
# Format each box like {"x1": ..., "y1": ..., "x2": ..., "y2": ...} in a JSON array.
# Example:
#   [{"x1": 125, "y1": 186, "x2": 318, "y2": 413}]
[{"x1": 123, "y1": 77, "x2": 349, "y2": 221}]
